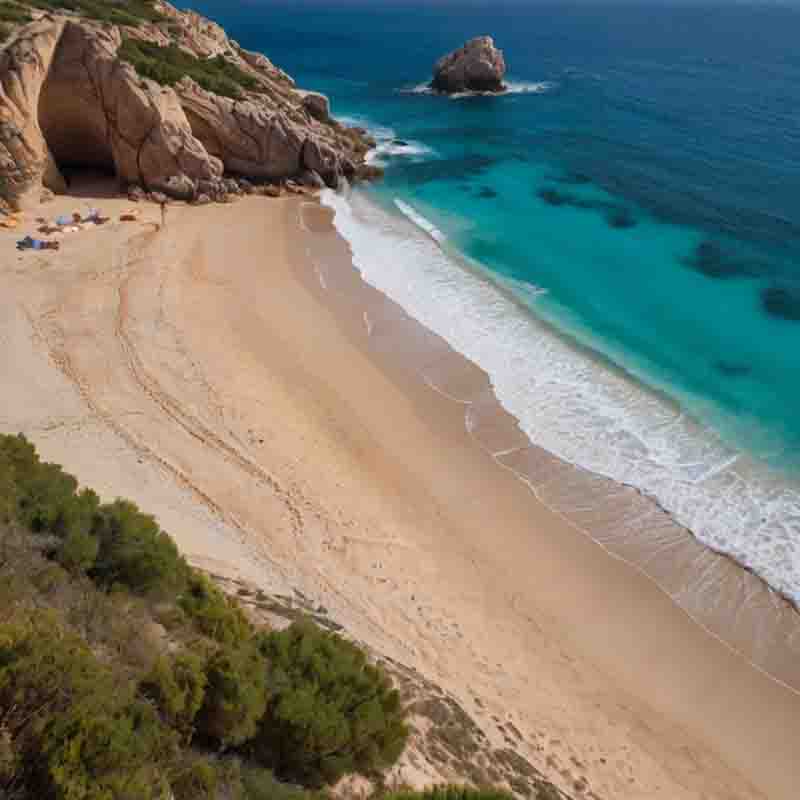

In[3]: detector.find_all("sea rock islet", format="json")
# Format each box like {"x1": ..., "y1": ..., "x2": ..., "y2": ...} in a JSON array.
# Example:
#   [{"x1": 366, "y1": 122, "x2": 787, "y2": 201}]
[{"x1": 431, "y1": 36, "x2": 506, "y2": 94}]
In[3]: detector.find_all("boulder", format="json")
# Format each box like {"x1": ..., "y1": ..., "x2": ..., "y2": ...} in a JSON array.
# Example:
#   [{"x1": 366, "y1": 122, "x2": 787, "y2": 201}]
[
  {"x1": 128, "y1": 185, "x2": 147, "y2": 202},
  {"x1": 302, "y1": 137, "x2": 341, "y2": 188},
  {"x1": 302, "y1": 92, "x2": 331, "y2": 123},
  {"x1": 161, "y1": 174, "x2": 197, "y2": 201},
  {"x1": 300, "y1": 169, "x2": 325, "y2": 190},
  {"x1": 177, "y1": 77, "x2": 305, "y2": 179},
  {"x1": 431, "y1": 36, "x2": 506, "y2": 94},
  {"x1": 354, "y1": 163, "x2": 385, "y2": 182}
]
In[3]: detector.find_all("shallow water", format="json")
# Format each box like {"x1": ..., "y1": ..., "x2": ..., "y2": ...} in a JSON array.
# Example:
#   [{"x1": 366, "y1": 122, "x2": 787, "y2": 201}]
[{"x1": 183, "y1": 0, "x2": 800, "y2": 604}]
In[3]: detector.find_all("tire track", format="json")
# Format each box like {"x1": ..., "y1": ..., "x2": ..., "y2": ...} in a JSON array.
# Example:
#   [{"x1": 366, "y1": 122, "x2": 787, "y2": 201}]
[
  {"x1": 25, "y1": 224, "x2": 304, "y2": 540},
  {"x1": 113, "y1": 235, "x2": 304, "y2": 535}
]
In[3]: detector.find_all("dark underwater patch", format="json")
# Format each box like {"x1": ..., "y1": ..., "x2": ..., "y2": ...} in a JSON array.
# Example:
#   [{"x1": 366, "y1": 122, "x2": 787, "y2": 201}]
[
  {"x1": 762, "y1": 286, "x2": 800, "y2": 322},
  {"x1": 684, "y1": 241, "x2": 764, "y2": 280},
  {"x1": 538, "y1": 187, "x2": 592, "y2": 209},
  {"x1": 537, "y1": 187, "x2": 637, "y2": 229},
  {"x1": 716, "y1": 360, "x2": 751, "y2": 378},
  {"x1": 403, "y1": 154, "x2": 497, "y2": 185},
  {"x1": 477, "y1": 186, "x2": 498, "y2": 199},
  {"x1": 557, "y1": 172, "x2": 592, "y2": 185},
  {"x1": 605, "y1": 208, "x2": 637, "y2": 229}
]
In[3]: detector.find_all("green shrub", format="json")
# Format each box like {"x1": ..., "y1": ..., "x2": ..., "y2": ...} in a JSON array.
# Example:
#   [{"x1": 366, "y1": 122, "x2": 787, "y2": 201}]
[
  {"x1": 140, "y1": 651, "x2": 207, "y2": 735},
  {"x1": 0, "y1": 614, "x2": 107, "y2": 723},
  {"x1": 196, "y1": 642, "x2": 268, "y2": 747},
  {"x1": 91, "y1": 499, "x2": 188, "y2": 596},
  {"x1": 180, "y1": 571, "x2": 251, "y2": 645},
  {"x1": 0, "y1": 612, "x2": 178, "y2": 798},
  {"x1": 0, "y1": 448, "x2": 17, "y2": 523},
  {"x1": 252, "y1": 621, "x2": 408, "y2": 786},
  {"x1": 56, "y1": 527, "x2": 99, "y2": 573},
  {"x1": 0, "y1": 438, "x2": 409, "y2": 795},
  {"x1": 240, "y1": 765, "x2": 320, "y2": 800},
  {"x1": 0, "y1": 2, "x2": 31, "y2": 25},
  {"x1": 118, "y1": 38, "x2": 261, "y2": 99},
  {"x1": 39, "y1": 696, "x2": 176, "y2": 800},
  {"x1": 27, "y1": 0, "x2": 165, "y2": 26},
  {"x1": 171, "y1": 756, "x2": 219, "y2": 800},
  {"x1": 0, "y1": 433, "x2": 100, "y2": 540}
]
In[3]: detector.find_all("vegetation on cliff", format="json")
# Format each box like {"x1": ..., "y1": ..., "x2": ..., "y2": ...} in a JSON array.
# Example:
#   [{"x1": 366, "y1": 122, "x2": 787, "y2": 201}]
[
  {"x1": 118, "y1": 38, "x2": 262, "y2": 99},
  {"x1": 0, "y1": 433, "x2": 408, "y2": 799},
  {"x1": 27, "y1": 0, "x2": 165, "y2": 26}
]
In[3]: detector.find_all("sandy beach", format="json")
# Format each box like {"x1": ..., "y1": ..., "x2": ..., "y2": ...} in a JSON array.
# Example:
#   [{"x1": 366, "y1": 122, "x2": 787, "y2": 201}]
[{"x1": 2, "y1": 180, "x2": 799, "y2": 800}]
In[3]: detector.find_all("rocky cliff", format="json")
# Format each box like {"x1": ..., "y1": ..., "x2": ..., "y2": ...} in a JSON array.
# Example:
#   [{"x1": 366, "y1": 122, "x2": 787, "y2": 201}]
[{"x1": 0, "y1": 0, "x2": 374, "y2": 209}]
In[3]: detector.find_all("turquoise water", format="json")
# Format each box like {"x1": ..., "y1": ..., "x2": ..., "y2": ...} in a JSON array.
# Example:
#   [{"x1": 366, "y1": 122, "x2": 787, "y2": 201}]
[{"x1": 181, "y1": 0, "x2": 800, "y2": 602}]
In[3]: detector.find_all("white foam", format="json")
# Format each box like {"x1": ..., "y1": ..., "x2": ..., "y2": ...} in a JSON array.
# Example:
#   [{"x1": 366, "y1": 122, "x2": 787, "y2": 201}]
[
  {"x1": 393, "y1": 199, "x2": 446, "y2": 244},
  {"x1": 321, "y1": 187, "x2": 800, "y2": 608},
  {"x1": 401, "y1": 80, "x2": 556, "y2": 99},
  {"x1": 339, "y1": 114, "x2": 436, "y2": 167},
  {"x1": 368, "y1": 140, "x2": 437, "y2": 167}
]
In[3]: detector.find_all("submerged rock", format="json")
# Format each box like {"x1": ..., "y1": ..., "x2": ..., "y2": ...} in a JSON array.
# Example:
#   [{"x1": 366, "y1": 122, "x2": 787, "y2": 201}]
[
  {"x1": 762, "y1": 285, "x2": 800, "y2": 322},
  {"x1": 431, "y1": 36, "x2": 506, "y2": 94}
]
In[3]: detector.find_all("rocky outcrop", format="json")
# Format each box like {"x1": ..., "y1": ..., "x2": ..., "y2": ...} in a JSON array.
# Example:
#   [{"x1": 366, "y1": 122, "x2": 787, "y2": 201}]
[
  {"x1": 431, "y1": 36, "x2": 506, "y2": 94},
  {"x1": 0, "y1": 2, "x2": 373, "y2": 209},
  {"x1": 0, "y1": 18, "x2": 68, "y2": 208}
]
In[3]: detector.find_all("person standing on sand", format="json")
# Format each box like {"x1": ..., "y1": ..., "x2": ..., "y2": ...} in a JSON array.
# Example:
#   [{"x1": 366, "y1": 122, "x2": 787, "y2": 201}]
[{"x1": 160, "y1": 199, "x2": 167, "y2": 230}]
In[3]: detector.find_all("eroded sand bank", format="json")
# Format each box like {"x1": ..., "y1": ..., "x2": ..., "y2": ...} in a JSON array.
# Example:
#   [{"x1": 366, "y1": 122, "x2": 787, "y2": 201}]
[{"x1": 1, "y1": 184, "x2": 799, "y2": 800}]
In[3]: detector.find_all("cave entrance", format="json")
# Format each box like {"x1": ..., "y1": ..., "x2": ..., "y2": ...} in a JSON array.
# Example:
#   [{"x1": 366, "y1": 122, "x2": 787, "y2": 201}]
[{"x1": 37, "y1": 46, "x2": 119, "y2": 196}]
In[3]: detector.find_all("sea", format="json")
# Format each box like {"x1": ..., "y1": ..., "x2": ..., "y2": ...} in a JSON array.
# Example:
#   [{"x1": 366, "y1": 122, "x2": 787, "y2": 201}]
[{"x1": 180, "y1": 0, "x2": 800, "y2": 612}]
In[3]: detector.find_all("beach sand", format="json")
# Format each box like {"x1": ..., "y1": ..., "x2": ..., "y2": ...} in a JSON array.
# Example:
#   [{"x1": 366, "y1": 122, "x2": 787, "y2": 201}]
[{"x1": 1, "y1": 179, "x2": 799, "y2": 800}]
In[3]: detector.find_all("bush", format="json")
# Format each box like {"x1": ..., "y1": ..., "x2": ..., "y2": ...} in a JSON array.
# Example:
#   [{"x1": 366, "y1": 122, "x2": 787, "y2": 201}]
[
  {"x1": 0, "y1": 437, "x2": 410, "y2": 795},
  {"x1": 171, "y1": 756, "x2": 218, "y2": 800},
  {"x1": 252, "y1": 621, "x2": 408, "y2": 786},
  {"x1": 179, "y1": 571, "x2": 252, "y2": 645},
  {"x1": 196, "y1": 642, "x2": 268, "y2": 748},
  {"x1": 0, "y1": 613, "x2": 178, "y2": 799},
  {"x1": 240, "y1": 766, "x2": 319, "y2": 800},
  {"x1": 91, "y1": 499, "x2": 188, "y2": 596},
  {"x1": 39, "y1": 696, "x2": 176, "y2": 800},
  {"x1": 118, "y1": 38, "x2": 261, "y2": 99},
  {"x1": 0, "y1": 433, "x2": 100, "y2": 541},
  {"x1": 56, "y1": 527, "x2": 100, "y2": 573},
  {"x1": 0, "y1": 2, "x2": 31, "y2": 25},
  {"x1": 140, "y1": 651, "x2": 207, "y2": 735},
  {"x1": 27, "y1": 0, "x2": 165, "y2": 26},
  {"x1": 0, "y1": 448, "x2": 17, "y2": 524},
  {"x1": 0, "y1": 614, "x2": 107, "y2": 724}
]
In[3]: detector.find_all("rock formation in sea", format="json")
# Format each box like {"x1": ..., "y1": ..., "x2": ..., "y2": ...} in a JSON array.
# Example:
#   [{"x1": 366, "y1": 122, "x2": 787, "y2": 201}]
[
  {"x1": 0, "y1": 1, "x2": 375, "y2": 209},
  {"x1": 431, "y1": 36, "x2": 506, "y2": 94}
]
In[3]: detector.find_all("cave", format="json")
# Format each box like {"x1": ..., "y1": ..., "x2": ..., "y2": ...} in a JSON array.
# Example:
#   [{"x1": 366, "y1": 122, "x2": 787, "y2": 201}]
[{"x1": 36, "y1": 31, "x2": 118, "y2": 193}]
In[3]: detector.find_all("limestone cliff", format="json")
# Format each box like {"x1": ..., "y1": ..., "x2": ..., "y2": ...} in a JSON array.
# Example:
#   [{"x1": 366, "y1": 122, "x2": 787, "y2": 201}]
[{"x1": 0, "y1": 0, "x2": 374, "y2": 209}]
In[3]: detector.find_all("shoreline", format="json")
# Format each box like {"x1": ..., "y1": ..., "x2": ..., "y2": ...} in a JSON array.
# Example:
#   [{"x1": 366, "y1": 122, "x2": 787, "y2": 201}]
[
  {"x1": 289, "y1": 197, "x2": 800, "y2": 796},
  {"x1": 2, "y1": 184, "x2": 800, "y2": 799},
  {"x1": 321, "y1": 186, "x2": 800, "y2": 689}
]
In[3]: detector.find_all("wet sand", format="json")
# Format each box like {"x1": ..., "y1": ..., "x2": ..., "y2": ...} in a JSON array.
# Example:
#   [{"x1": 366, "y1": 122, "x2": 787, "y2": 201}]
[{"x1": 1, "y1": 184, "x2": 799, "y2": 799}]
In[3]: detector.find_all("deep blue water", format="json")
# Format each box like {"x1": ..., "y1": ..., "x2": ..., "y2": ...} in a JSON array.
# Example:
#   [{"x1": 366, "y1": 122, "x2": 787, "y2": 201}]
[{"x1": 179, "y1": 0, "x2": 800, "y2": 600}]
